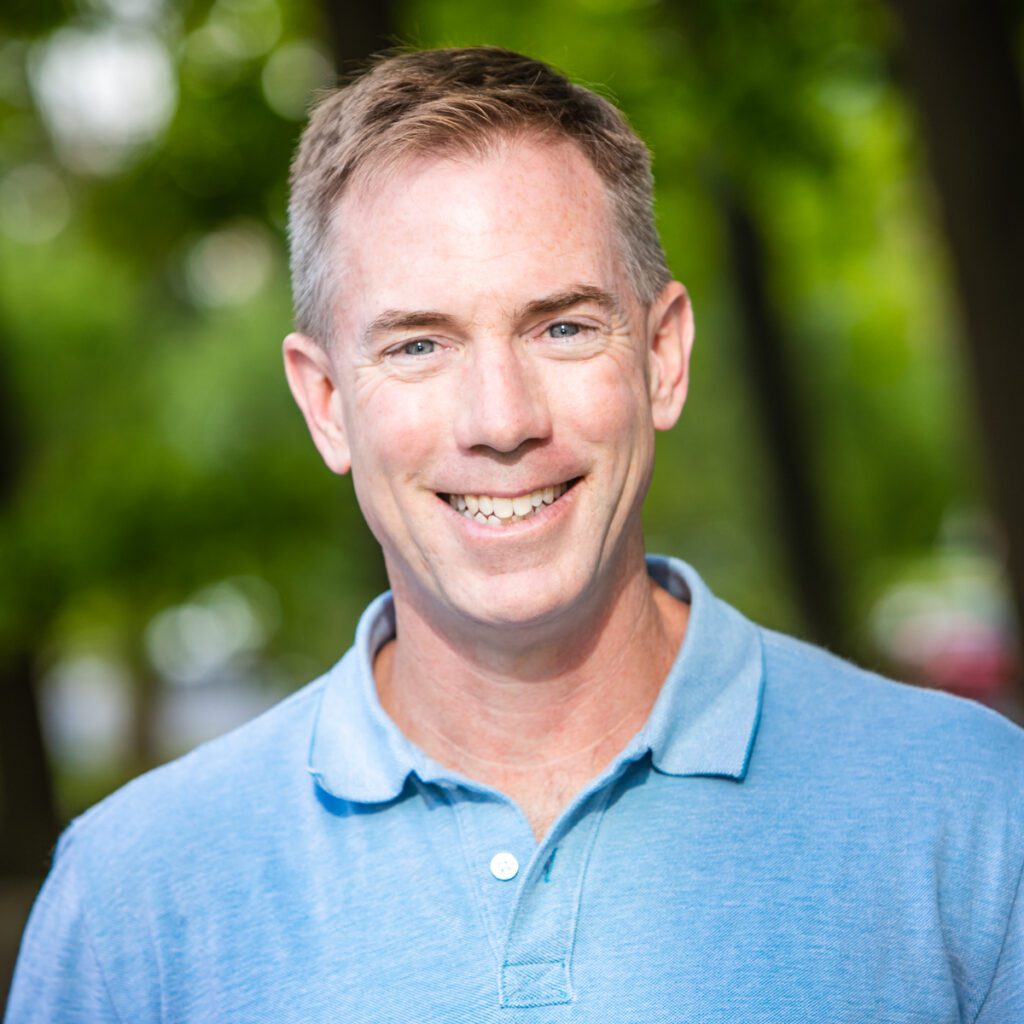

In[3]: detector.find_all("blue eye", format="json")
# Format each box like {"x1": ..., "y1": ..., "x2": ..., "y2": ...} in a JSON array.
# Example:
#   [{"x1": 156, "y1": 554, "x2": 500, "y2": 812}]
[
  {"x1": 401, "y1": 339, "x2": 435, "y2": 356},
  {"x1": 548, "y1": 322, "x2": 581, "y2": 338}
]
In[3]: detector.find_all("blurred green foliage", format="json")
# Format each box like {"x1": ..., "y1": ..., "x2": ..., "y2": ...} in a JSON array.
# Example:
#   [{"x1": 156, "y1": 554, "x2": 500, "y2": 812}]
[{"x1": 0, "y1": 0, "x2": 1009, "y2": 813}]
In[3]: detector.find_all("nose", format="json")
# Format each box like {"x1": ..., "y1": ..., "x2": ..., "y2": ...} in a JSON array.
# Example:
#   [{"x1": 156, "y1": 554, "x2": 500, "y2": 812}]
[{"x1": 453, "y1": 339, "x2": 552, "y2": 454}]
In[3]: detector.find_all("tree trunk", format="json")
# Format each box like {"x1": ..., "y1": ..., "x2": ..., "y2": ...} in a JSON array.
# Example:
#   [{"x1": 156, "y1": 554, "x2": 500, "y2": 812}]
[
  {"x1": 320, "y1": 0, "x2": 399, "y2": 73},
  {"x1": 0, "y1": 334, "x2": 59, "y2": 876},
  {"x1": 0, "y1": 646, "x2": 59, "y2": 875},
  {"x1": 887, "y1": 0, "x2": 1024, "y2": 699},
  {"x1": 719, "y1": 183, "x2": 847, "y2": 655}
]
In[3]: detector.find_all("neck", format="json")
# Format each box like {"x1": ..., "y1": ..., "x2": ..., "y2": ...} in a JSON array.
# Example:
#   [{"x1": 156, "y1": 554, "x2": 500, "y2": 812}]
[{"x1": 374, "y1": 554, "x2": 689, "y2": 835}]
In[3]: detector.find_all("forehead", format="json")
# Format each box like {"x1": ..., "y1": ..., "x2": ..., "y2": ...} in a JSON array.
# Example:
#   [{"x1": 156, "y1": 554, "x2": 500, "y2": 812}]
[{"x1": 329, "y1": 139, "x2": 627, "y2": 330}]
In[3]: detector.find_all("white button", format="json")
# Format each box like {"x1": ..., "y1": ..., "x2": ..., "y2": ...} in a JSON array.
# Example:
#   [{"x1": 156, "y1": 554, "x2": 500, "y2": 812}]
[{"x1": 489, "y1": 851, "x2": 519, "y2": 881}]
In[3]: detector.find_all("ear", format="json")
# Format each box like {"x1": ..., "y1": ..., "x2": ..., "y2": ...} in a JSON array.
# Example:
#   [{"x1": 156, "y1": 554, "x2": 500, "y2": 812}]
[
  {"x1": 282, "y1": 332, "x2": 352, "y2": 475},
  {"x1": 646, "y1": 281, "x2": 694, "y2": 431}
]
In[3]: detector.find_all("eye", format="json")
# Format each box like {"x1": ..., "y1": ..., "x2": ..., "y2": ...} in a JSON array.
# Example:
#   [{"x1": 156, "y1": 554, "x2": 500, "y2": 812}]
[
  {"x1": 401, "y1": 339, "x2": 434, "y2": 356},
  {"x1": 400, "y1": 339, "x2": 436, "y2": 356},
  {"x1": 547, "y1": 322, "x2": 581, "y2": 339}
]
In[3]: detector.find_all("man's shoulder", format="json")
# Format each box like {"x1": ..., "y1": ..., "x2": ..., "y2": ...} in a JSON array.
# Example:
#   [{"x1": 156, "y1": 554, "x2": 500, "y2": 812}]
[
  {"x1": 756, "y1": 624, "x2": 1024, "y2": 794},
  {"x1": 59, "y1": 673, "x2": 330, "y2": 871}
]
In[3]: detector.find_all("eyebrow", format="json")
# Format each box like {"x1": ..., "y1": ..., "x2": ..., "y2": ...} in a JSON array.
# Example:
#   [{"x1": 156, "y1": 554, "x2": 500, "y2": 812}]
[
  {"x1": 361, "y1": 310, "x2": 456, "y2": 343},
  {"x1": 361, "y1": 285, "x2": 620, "y2": 345},
  {"x1": 515, "y1": 286, "x2": 620, "y2": 320}
]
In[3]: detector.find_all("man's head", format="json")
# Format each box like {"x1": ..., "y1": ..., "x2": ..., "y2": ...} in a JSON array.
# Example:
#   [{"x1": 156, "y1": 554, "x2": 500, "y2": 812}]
[
  {"x1": 288, "y1": 46, "x2": 671, "y2": 346},
  {"x1": 283, "y1": 47, "x2": 693, "y2": 641}
]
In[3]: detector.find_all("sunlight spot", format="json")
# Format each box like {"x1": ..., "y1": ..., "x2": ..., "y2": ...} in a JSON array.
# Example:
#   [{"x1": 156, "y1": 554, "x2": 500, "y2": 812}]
[
  {"x1": 145, "y1": 578, "x2": 280, "y2": 687},
  {"x1": 41, "y1": 654, "x2": 132, "y2": 768},
  {"x1": 185, "y1": 220, "x2": 275, "y2": 307},
  {"x1": 262, "y1": 41, "x2": 334, "y2": 120},
  {"x1": 30, "y1": 25, "x2": 177, "y2": 174}
]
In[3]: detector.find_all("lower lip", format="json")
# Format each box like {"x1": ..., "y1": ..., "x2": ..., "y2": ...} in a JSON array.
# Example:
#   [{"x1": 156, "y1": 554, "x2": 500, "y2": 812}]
[{"x1": 439, "y1": 481, "x2": 581, "y2": 537}]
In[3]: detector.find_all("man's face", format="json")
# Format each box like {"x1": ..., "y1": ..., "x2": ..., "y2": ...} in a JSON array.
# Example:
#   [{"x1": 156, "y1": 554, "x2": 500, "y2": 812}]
[{"x1": 286, "y1": 138, "x2": 691, "y2": 638}]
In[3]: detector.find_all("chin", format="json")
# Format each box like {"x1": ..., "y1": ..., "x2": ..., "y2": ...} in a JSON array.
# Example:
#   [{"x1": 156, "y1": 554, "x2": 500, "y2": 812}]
[{"x1": 439, "y1": 565, "x2": 592, "y2": 633}]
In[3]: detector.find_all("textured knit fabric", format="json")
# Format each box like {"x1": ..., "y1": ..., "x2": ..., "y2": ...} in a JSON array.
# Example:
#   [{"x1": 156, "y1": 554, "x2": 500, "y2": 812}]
[{"x1": 6, "y1": 557, "x2": 1024, "y2": 1023}]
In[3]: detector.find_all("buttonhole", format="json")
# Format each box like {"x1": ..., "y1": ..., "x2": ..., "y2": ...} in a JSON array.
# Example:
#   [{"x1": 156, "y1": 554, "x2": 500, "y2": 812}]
[{"x1": 543, "y1": 847, "x2": 558, "y2": 883}]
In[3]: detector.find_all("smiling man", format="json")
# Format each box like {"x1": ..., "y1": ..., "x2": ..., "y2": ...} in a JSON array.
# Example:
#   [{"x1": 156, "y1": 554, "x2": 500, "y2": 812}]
[
  {"x1": 282, "y1": 97, "x2": 693, "y2": 843},
  {"x1": 7, "y1": 47, "x2": 1024, "y2": 1024}
]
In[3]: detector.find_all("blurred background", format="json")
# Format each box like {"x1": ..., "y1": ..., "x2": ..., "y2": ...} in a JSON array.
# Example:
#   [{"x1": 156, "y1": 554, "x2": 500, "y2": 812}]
[{"x1": 2, "y1": 0, "x2": 1023, "y2": 1002}]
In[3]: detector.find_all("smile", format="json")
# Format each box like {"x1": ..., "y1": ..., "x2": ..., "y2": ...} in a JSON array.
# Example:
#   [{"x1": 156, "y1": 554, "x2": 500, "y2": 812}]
[{"x1": 441, "y1": 480, "x2": 577, "y2": 526}]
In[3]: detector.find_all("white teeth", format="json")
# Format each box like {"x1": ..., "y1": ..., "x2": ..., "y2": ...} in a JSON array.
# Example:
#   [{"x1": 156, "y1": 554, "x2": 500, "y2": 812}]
[
  {"x1": 491, "y1": 496, "x2": 514, "y2": 519},
  {"x1": 446, "y1": 482, "x2": 574, "y2": 525},
  {"x1": 512, "y1": 494, "x2": 533, "y2": 516}
]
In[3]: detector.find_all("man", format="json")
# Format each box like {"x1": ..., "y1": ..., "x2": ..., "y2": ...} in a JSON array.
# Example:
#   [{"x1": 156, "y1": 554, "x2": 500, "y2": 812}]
[{"x1": 7, "y1": 47, "x2": 1023, "y2": 1022}]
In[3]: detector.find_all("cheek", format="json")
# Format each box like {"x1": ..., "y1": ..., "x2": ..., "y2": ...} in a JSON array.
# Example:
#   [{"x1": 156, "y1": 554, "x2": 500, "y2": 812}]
[
  {"x1": 562, "y1": 358, "x2": 652, "y2": 446},
  {"x1": 346, "y1": 395, "x2": 438, "y2": 557},
  {"x1": 346, "y1": 386, "x2": 440, "y2": 495}
]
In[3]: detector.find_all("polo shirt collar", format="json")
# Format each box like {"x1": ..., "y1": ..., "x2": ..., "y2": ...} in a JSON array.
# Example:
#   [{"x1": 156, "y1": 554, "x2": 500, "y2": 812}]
[
  {"x1": 308, "y1": 556, "x2": 764, "y2": 803},
  {"x1": 307, "y1": 592, "x2": 419, "y2": 802},
  {"x1": 639, "y1": 556, "x2": 764, "y2": 779}
]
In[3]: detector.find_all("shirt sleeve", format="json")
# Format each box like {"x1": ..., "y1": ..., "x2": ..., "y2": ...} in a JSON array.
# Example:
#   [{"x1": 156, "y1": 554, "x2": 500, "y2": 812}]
[
  {"x1": 4, "y1": 834, "x2": 122, "y2": 1024},
  {"x1": 973, "y1": 857, "x2": 1024, "y2": 1023}
]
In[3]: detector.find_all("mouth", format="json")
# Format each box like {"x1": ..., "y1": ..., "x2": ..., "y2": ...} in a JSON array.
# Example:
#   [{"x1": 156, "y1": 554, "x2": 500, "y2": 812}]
[{"x1": 439, "y1": 478, "x2": 580, "y2": 526}]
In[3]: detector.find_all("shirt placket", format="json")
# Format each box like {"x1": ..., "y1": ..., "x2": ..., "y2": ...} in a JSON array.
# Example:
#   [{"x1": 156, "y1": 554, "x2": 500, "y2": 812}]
[
  {"x1": 497, "y1": 786, "x2": 612, "y2": 1008},
  {"x1": 444, "y1": 782, "x2": 615, "y2": 1009},
  {"x1": 444, "y1": 787, "x2": 535, "y2": 966}
]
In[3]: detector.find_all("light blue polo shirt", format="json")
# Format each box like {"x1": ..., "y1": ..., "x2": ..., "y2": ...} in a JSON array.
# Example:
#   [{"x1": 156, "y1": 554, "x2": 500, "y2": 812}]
[{"x1": 7, "y1": 557, "x2": 1024, "y2": 1022}]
